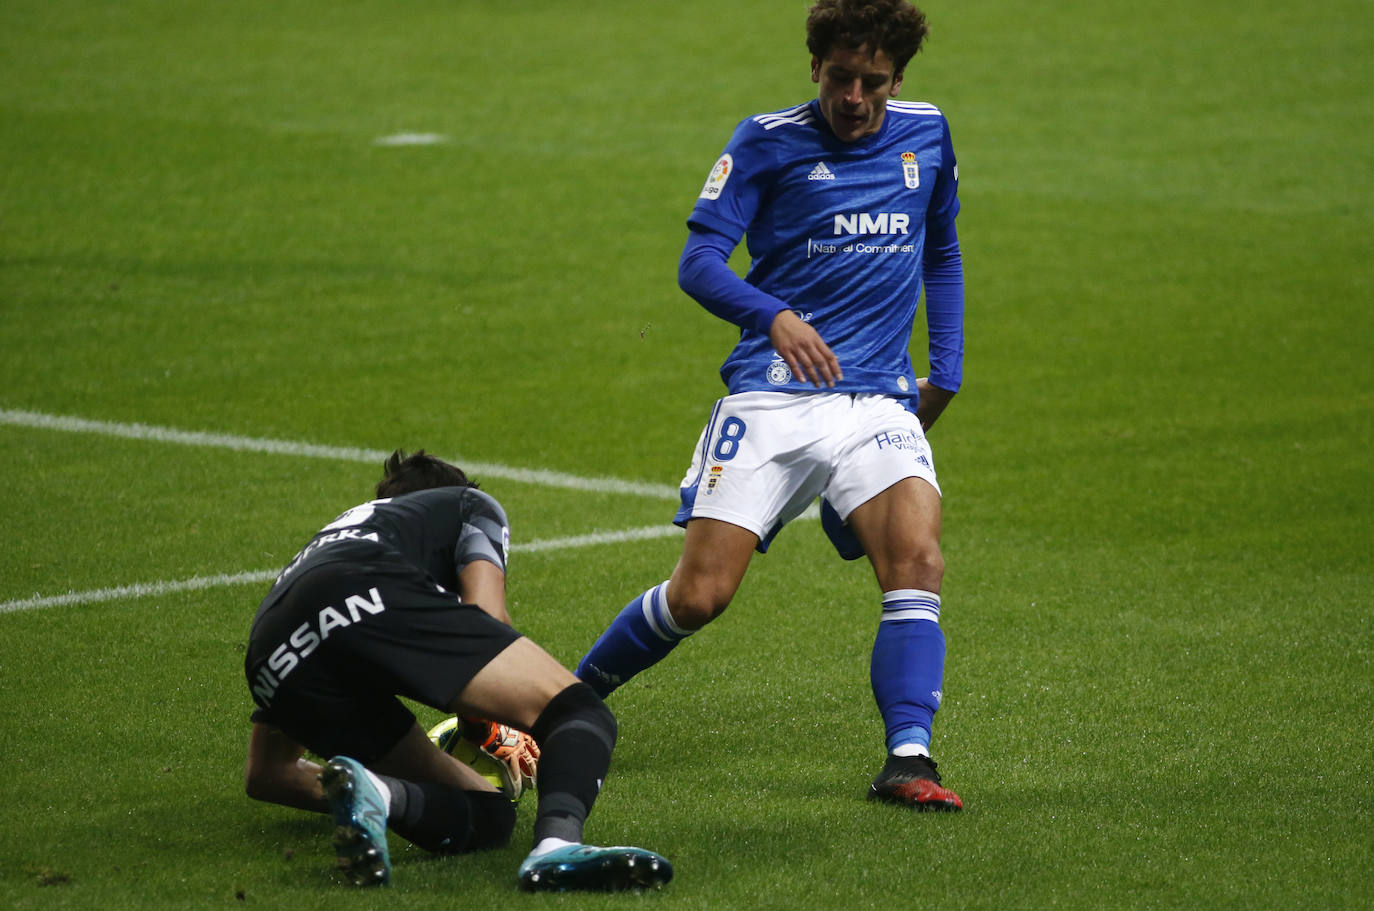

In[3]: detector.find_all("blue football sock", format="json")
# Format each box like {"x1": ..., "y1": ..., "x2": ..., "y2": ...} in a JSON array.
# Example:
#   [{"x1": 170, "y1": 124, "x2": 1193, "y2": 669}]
[
  {"x1": 869, "y1": 589, "x2": 945, "y2": 755},
  {"x1": 575, "y1": 582, "x2": 689, "y2": 697}
]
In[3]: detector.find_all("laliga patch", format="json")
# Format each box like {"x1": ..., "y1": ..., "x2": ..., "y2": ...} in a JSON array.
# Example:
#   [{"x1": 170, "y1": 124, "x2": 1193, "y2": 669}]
[
  {"x1": 901, "y1": 151, "x2": 920, "y2": 189},
  {"x1": 699, "y1": 153, "x2": 733, "y2": 200}
]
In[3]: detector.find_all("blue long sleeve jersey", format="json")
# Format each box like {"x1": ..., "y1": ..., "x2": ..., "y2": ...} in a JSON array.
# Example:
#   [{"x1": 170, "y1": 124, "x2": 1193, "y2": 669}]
[{"x1": 680, "y1": 98, "x2": 964, "y2": 401}]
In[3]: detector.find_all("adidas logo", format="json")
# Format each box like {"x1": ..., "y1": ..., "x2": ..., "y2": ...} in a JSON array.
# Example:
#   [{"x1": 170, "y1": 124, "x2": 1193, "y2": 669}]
[{"x1": 807, "y1": 161, "x2": 835, "y2": 181}]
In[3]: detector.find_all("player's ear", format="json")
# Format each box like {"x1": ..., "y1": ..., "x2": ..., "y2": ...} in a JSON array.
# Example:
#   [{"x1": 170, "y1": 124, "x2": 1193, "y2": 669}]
[
  {"x1": 810, "y1": 55, "x2": 822, "y2": 83},
  {"x1": 890, "y1": 69, "x2": 905, "y2": 97}
]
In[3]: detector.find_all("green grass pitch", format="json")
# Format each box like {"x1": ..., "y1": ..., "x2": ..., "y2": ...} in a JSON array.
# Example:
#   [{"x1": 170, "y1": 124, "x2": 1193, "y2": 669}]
[{"x1": 2, "y1": 1, "x2": 1370, "y2": 908}]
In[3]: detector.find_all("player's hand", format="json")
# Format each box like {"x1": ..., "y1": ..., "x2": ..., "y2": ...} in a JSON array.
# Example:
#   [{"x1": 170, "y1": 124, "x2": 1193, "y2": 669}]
[
  {"x1": 464, "y1": 718, "x2": 540, "y2": 790},
  {"x1": 769, "y1": 309, "x2": 843, "y2": 388},
  {"x1": 914, "y1": 377, "x2": 955, "y2": 431}
]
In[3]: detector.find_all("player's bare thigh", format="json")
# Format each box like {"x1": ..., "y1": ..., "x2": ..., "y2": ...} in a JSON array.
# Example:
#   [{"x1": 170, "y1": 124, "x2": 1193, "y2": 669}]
[
  {"x1": 377, "y1": 637, "x2": 578, "y2": 794},
  {"x1": 847, "y1": 477, "x2": 944, "y2": 593},
  {"x1": 450, "y1": 636, "x2": 579, "y2": 731},
  {"x1": 369, "y1": 720, "x2": 499, "y2": 792}
]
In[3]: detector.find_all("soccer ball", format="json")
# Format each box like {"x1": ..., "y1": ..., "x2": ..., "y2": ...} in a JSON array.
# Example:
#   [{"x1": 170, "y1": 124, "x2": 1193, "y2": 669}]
[{"x1": 426, "y1": 716, "x2": 531, "y2": 801}]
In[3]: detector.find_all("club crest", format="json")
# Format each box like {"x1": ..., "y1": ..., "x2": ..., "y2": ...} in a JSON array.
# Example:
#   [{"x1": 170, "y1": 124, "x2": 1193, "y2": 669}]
[{"x1": 901, "y1": 151, "x2": 920, "y2": 189}]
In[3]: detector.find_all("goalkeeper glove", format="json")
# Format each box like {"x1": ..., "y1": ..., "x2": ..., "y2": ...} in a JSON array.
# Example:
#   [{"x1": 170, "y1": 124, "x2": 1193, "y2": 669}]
[{"x1": 461, "y1": 717, "x2": 539, "y2": 796}]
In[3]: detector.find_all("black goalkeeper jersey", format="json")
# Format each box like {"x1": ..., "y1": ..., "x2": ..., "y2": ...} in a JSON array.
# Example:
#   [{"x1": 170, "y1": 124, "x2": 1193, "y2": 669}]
[{"x1": 258, "y1": 486, "x2": 509, "y2": 615}]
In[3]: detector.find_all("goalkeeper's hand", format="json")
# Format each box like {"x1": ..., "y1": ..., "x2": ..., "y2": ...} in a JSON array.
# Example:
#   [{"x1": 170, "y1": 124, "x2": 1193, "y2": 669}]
[{"x1": 461, "y1": 717, "x2": 539, "y2": 792}]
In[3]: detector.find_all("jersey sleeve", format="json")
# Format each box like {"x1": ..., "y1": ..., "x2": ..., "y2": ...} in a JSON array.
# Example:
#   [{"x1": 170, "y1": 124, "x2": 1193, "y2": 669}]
[
  {"x1": 453, "y1": 489, "x2": 510, "y2": 575},
  {"x1": 681, "y1": 120, "x2": 789, "y2": 334},
  {"x1": 922, "y1": 115, "x2": 965, "y2": 392},
  {"x1": 678, "y1": 226, "x2": 789, "y2": 334},
  {"x1": 927, "y1": 115, "x2": 961, "y2": 227},
  {"x1": 686, "y1": 118, "x2": 774, "y2": 244}
]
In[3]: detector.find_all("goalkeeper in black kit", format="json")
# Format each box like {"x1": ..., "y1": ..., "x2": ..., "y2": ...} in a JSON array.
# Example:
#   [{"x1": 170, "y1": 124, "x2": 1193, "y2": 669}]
[{"x1": 242, "y1": 449, "x2": 671, "y2": 892}]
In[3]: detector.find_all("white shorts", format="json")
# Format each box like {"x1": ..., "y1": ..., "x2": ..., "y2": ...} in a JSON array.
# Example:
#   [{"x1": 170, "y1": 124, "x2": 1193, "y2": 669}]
[{"x1": 673, "y1": 391, "x2": 939, "y2": 553}]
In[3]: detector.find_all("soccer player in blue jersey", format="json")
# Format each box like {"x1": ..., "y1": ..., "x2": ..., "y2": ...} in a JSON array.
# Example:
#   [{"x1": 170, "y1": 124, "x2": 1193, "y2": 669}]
[{"x1": 576, "y1": 0, "x2": 965, "y2": 811}]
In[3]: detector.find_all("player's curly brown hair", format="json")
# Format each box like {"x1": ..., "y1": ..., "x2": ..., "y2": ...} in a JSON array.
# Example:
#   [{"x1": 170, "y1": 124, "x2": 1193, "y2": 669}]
[
  {"x1": 805, "y1": 0, "x2": 930, "y2": 75},
  {"x1": 376, "y1": 449, "x2": 479, "y2": 498}
]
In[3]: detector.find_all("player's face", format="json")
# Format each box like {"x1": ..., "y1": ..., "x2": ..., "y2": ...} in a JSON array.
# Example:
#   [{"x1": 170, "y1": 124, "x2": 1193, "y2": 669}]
[{"x1": 811, "y1": 45, "x2": 904, "y2": 143}]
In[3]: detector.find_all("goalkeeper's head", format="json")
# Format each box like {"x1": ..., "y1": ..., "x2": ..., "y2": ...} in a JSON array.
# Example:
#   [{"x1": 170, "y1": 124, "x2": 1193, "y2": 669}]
[{"x1": 376, "y1": 449, "x2": 480, "y2": 498}]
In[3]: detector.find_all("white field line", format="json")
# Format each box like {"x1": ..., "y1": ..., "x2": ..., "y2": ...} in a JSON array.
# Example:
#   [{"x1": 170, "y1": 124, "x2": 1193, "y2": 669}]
[
  {"x1": 373, "y1": 132, "x2": 448, "y2": 146},
  {"x1": 0, "y1": 409, "x2": 680, "y2": 500},
  {"x1": 1, "y1": 524, "x2": 686, "y2": 615},
  {"x1": 1, "y1": 408, "x2": 817, "y2": 616}
]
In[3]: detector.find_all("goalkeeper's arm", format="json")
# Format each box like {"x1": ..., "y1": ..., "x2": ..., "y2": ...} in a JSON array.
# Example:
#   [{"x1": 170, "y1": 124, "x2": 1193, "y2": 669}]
[{"x1": 458, "y1": 559, "x2": 511, "y2": 626}]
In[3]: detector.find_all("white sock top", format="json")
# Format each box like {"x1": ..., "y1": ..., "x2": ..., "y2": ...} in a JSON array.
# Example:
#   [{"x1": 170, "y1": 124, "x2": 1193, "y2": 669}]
[
  {"x1": 362, "y1": 768, "x2": 393, "y2": 816},
  {"x1": 529, "y1": 837, "x2": 579, "y2": 859}
]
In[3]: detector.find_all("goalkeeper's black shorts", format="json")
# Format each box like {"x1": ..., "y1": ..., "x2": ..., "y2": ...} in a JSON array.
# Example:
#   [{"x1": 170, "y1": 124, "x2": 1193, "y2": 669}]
[{"x1": 244, "y1": 543, "x2": 521, "y2": 763}]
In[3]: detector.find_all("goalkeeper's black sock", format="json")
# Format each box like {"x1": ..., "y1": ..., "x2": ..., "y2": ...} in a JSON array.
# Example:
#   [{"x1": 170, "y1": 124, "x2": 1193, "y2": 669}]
[
  {"x1": 528, "y1": 682, "x2": 618, "y2": 845},
  {"x1": 385, "y1": 781, "x2": 514, "y2": 854}
]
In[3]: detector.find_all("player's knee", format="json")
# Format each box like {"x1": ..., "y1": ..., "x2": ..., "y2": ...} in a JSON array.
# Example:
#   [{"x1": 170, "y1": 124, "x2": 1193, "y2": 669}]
[
  {"x1": 917, "y1": 545, "x2": 945, "y2": 584},
  {"x1": 531, "y1": 681, "x2": 618, "y2": 753},
  {"x1": 665, "y1": 578, "x2": 732, "y2": 630},
  {"x1": 876, "y1": 542, "x2": 944, "y2": 591},
  {"x1": 242, "y1": 760, "x2": 283, "y2": 804},
  {"x1": 242, "y1": 766, "x2": 268, "y2": 802}
]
